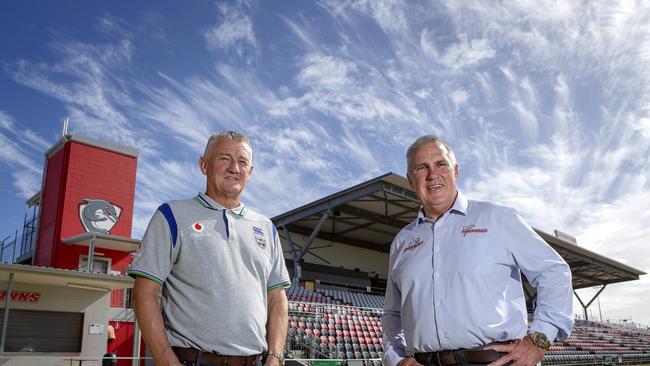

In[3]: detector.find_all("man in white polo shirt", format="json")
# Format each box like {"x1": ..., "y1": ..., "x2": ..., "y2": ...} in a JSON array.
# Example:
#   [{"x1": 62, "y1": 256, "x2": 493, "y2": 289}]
[{"x1": 129, "y1": 131, "x2": 290, "y2": 366}]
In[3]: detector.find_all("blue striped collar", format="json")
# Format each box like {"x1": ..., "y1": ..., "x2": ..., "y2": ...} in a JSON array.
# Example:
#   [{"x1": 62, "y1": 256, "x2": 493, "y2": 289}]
[{"x1": 195, "y1": 192, "x2": 247, "y2": 217}]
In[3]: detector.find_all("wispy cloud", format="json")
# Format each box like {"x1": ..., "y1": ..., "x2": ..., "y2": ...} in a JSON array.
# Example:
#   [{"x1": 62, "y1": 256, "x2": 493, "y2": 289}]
[
  {"x1": 0, "y1": 111, "x2": 44, "y2": 198},
  {"x1": 204, "y1": 0, "x2": 257, "y2": 59},
  {"x1": 439, "y1": 35, "x2": 495, "y2": 71}
]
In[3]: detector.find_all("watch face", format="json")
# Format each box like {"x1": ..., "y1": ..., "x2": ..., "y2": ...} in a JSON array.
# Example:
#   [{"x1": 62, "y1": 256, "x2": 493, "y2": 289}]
[{"x1": 531, "y1": 332, "x2": 551, "y2": 350}]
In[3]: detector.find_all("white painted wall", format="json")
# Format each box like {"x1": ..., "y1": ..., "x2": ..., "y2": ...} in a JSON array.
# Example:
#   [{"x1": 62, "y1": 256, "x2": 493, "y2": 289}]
[{"x1": 1, "y1": 281, "x2": 111, "y2": 366}]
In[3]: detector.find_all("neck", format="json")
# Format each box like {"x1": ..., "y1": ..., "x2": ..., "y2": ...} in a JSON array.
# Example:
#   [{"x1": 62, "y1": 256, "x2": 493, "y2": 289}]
[
  {"x1": 205, "y1": 191, "x2": 241, "y2": 209},
  {"x1": 424, "y1": 190, "x2": 458, "y2": 221}
]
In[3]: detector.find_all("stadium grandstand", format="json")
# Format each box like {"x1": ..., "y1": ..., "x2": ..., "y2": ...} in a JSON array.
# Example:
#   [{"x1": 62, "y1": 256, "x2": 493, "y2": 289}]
[{"x1": 273, "y1": 173, "x2": 649, "y2": 366}]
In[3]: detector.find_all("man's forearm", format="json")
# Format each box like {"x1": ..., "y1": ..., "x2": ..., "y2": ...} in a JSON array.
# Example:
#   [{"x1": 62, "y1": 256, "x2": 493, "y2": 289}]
[
  {"x1": 133, "y1": 278, "x2": 180, "y2": 366},
  {"x1": 266, "y1": 288, "x2": 288, "y2": 359}
]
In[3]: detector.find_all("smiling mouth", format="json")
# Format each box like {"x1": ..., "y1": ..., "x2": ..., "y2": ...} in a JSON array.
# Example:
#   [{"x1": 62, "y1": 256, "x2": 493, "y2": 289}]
[{"x1": 426, "y1": 183, "x2": 443, "y2": 191}]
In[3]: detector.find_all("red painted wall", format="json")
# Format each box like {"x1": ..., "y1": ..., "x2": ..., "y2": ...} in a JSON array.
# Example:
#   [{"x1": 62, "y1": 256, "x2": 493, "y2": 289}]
[
  {"x1": 108, "y1": 321, "x2": 146, "y2": 366},
  {"x1": 34, "y1": 144, "x2": 68, "y2": 267}
]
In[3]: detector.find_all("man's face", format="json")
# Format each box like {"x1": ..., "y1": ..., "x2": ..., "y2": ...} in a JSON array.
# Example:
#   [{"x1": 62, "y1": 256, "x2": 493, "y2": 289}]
[
  {"x1": 407, "y1": 142, "x2": 459, "y2": 219},
  {"x1": 199, "y1": 139, "x2": 253, "y2": 205}
]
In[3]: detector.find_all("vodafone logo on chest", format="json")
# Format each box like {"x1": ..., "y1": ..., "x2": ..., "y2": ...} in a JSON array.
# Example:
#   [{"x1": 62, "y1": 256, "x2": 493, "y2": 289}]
[
  {"x1": 192, "y1": 222, "x2": 204, "y2": 233},
  {"x1": 0, "y1": 290, "x2": 41, "y2": 303}
]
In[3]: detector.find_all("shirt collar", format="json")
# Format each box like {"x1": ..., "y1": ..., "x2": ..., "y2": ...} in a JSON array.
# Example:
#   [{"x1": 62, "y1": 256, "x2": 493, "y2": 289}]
[
  {"x1": 416, "y1": 190, "x2": 468, "y2": 226},
  {"x1": 195, "y1": 192, "x2": 247, "y2": 216}
]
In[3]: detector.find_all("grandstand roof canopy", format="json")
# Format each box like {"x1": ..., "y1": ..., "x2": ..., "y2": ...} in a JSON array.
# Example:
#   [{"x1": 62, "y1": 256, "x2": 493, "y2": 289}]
[{"x1": 273, "y1": 172, "x2": 645, "y2": 290}]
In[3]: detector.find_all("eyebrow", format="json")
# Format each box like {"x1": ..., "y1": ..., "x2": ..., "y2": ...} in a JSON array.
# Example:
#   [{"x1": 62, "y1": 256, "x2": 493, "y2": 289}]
[{"x1": 216, "y1": 152, "x2": 250, "y2": 161}]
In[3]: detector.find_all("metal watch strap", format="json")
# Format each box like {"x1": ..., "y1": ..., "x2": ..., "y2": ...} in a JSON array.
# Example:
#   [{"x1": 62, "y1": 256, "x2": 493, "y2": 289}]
[
  {"x1": 267, "y1": 350, "x2": 284, "y2": 364},
  {"x1": 529, "y1": 332, "x2": 551, "y2": 351}
]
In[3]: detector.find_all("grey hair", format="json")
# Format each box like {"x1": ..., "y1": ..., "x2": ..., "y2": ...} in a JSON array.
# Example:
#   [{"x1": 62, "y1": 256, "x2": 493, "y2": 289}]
[
  {"x1": 406, "y1": 135, "x2": 457, "y2": 172},
  {"x1": 203, "y1": 130, "x2": 252, "y2": 157}
]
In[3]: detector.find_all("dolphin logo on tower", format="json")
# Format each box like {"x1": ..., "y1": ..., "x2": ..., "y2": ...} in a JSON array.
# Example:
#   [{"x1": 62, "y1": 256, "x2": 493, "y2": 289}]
[{"x1": 78, "y1": 199, "x2": 122, "y2": 234}]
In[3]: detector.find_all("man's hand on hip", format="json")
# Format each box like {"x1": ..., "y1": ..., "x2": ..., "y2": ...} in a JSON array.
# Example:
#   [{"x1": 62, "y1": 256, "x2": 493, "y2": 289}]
[
  {"x1": 484, "y1": 337, "x2": 544, "y2": 366},
  {"x1": 397, "y1": 357, "x2": 422, "y2": 366}
]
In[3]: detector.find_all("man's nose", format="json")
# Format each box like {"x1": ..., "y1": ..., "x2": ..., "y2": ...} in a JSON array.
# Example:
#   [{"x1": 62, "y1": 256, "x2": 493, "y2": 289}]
[
  {"x1": 426, "y1": 167, "x2": 436, "y2": 180},
  {"x1": 227, "y1": 160, "x2": 241, "y2": 173}
]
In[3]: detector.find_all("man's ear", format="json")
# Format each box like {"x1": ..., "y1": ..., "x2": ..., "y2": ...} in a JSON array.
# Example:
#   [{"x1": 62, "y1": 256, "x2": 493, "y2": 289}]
[
  {"x1": 407, "y1": 171, "x2": 414, "y2": 190},
  {"x1": 199, "y1": 156, "x2": 207, "y2": 175}
]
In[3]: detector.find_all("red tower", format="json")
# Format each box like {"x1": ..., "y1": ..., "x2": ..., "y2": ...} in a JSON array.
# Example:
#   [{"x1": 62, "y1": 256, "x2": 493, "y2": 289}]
[{"x1": 33, "y1": 134, "x2": 139, "y2": 275}]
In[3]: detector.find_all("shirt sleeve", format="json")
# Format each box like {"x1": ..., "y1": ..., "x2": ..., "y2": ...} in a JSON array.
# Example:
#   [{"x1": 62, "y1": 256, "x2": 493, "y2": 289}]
[
  {"x1": 267, "y1": 224, "x2": 291, "y2": 291},
  {"x1": 127, "y1": 208, "x2": 176, "y2": 284},
  {"x1": 501, "y1": 207, "x2": 575, "y2": 341},
  {"x1": 382, "y1": 237, "x2": 407, "y2": 366}
]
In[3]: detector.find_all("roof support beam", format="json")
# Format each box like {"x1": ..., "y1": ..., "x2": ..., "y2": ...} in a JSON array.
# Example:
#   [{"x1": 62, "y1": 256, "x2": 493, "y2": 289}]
[
  {"x1": 282, "y1": 210, "x2": 333, "y2": 281},
  {"x1": 300, "y1": 209, "x2": 332, "y2": 259},
  {"x1": 574, "y1": 284, "x2": 607, "y2": 321},
  {"x1": 274, "y1": 182, "x2": 385, "y2": 228}
]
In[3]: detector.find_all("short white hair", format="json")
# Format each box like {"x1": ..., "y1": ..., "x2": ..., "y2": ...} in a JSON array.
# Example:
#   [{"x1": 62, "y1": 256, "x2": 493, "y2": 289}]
[
  {"x1": 203, "y1": 130, "x2": 252, "y2": 157},
  {"x1": 406, "y1": 135, "x2": 456, "y2": 172}
]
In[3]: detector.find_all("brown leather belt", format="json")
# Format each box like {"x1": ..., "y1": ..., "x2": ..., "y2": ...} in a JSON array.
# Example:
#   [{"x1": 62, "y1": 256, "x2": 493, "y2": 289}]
[
  {"x1": 173, "y1": 347, "x2": 262, "y2": 366},
  {"x1": 414, "y1": 342, "x2": 512, "y2": 366}
]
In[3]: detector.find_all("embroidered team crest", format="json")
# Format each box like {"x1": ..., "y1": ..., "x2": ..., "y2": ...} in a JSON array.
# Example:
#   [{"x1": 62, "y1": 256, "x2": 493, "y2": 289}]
[
  {"x1": 255, "y1": 236, "x2": 267, "y2": 249},
  {"x1": 461, "y1": 224, "x2": 488, "y2": 237},
  {"x1": 404, "y1": 237, "x2": 424, "y2": 252},
  {"x1": 252, "y1": 227, "x2": 266, "y2": 248},
  {"x1": 78, "y1": 198, "x2": 122, "y2": 234},
  {"x1": 192, "y1": 222, "x2": 204, "y2": 233}
]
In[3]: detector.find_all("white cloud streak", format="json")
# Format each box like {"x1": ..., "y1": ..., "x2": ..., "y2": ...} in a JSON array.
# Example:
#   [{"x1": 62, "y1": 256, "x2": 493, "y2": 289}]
[
  {"x1": 204, "y1": 1, "x2": 257, "y2": 58},
  {"x1": 0, "y1": 111, "x2": 44, "y2": 198}
]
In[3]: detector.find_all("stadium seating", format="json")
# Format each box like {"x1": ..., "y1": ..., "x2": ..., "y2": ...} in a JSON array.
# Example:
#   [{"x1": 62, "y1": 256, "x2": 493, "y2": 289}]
[
  {"x1": 287, "y1": 285, "x2": 384, "y2": 362},
  {"x1": 318, "y1": 287, "x2": 385, "y2": 309},
  {"x1": 286, "y1": 284, "x2": 650, "y2": 366},
  {"x1": 542, "y1": 320, "x2": 650, "y2": 365}
]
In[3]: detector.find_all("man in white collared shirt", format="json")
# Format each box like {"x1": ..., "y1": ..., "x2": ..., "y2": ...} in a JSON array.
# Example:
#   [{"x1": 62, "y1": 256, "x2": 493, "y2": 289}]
[{"x1": 382, "y1": 135, "x2": 573, "y2": 366}]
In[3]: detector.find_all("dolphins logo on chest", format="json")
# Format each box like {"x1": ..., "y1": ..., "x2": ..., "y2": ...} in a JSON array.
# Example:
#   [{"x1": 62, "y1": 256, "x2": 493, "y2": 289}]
[{"x1": 79, "y1": 199, "x2": 122, "y2": 234}]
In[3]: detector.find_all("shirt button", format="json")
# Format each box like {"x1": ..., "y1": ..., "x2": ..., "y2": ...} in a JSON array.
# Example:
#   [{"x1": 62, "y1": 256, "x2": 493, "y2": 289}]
[
  {"x1": 434, "y1": 272, "x2": 440, "y2": 279},
  {"x1": 435, "y1": 300, "x2": 441, "y2": 306},
  {"x1": 434, "y1": 246, "x2": 440, "y2": 252}
]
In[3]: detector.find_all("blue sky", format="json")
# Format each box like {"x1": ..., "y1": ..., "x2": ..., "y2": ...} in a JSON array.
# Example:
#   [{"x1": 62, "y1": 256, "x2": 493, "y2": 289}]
[{"x1": 1, "y1": 1, "x2": 649, "y2": 325}]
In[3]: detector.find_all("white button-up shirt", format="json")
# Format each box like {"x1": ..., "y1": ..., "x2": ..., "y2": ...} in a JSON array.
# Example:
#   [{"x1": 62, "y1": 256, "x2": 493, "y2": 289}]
[{"x1": 382, "y1": 191, "x2": 574, "y2": 366}]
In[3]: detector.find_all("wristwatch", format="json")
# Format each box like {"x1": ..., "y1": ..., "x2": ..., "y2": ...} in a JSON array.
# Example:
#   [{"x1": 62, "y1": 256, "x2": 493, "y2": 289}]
[
  {"x1": 528, "y1": 332, "x2": 551, "y2": 351},
  {"x1": 267, "y1": 350, "x2": 285, "y2": 364}
]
